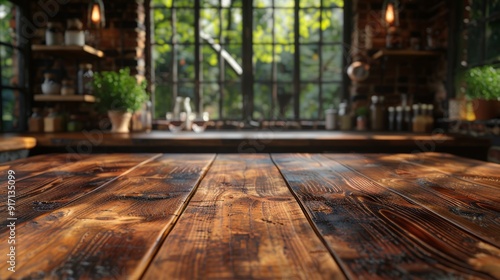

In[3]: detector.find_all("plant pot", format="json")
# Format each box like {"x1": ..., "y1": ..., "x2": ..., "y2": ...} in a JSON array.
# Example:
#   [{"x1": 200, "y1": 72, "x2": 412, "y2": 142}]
[
  {"x1": 471, "y1": 99, "x2": 499, "y2": 121},
  {"x1": 108, "y1": 111, "x2": 132, "y2": 133}
]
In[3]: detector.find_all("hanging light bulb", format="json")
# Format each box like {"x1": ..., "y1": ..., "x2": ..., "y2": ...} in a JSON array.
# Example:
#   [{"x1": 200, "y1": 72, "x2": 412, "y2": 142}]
[
  {"x1": 385, "y1": 3, "x2": 395, "y2": 26},
  {"x1": 383, "y1": 0, "x2": 399, "y2": 27},
  {"x1": 88, "y1": 0, "x2": 105, "y2": 29}
]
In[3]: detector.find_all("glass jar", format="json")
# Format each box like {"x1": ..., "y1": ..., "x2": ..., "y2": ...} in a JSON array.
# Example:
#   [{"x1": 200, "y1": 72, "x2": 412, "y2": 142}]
[
  {"x1": 77, "y1": 64, "x2": 93, "y2": 95},
  {"x1": 370, "y1": 95, "x2": 385, "y2": 131},
  {"x1": 28, "y1": 108, "x2": 44, "y2": 133}
]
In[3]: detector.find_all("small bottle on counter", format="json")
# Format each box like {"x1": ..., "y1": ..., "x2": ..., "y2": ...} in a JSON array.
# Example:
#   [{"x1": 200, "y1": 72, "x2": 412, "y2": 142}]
[
  {"x1": 370, "y1": 95, "x2": 385, "y2": 131},
  {"x1": 339, "y1": 101, "x2": 352, "y2": 131},
  {"x1": 395, "y1": 106, "x2": 403, "y2": 131},
  {"x1": 28, "y1": 108, "x2": 44, "y2": 133},
  {"x1": 388, "y1": 106, "x2": 395, "y2": 131},
  {"x1": 77, "y1": 64, "x2": 94, "y2": 95},
  {"x1": 425, "y1": 104, "x2": 435, "y2": 132},
  {"x1": 412, "y1": 104, "x2": 427, "y2": 133},
  {"x1": 403, "y1": 106, "x2": 412, "y2": 131},
  {"x1": 44, "y1": 108, "x2": 64, "y2": 132},
  {"x1": 325, "y1": 108, "x2": 338, "y2": 130}
]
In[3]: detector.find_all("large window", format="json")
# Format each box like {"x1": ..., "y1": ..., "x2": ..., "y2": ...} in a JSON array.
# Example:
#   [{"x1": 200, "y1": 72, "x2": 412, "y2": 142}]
[
  {"x1": 151, "y1": 0, "x2": 345, "y2": 122},
  {"x1": 0, "y1": 0, "x2": 27, "y2": 132},
  {"x1": 462, "y1": 0, "x2": 500, "y2": 67}
]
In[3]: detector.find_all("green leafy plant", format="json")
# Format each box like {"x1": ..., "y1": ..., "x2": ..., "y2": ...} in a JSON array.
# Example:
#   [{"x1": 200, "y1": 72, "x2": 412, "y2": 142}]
[
  {"x1": 93, "y1": 68, "x2": 149, "y2": 113},
  {"x1": 464, "y1": 65, "x2": 500, "y2": 100}
]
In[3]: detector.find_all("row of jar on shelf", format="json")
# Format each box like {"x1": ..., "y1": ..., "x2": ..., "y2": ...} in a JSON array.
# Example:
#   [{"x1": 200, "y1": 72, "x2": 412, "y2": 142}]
[
  {"x1": 45, "y1": 20, "x2": 86, "y2": 46},
  {"x1": 27, "y1": 107, "x2": 152, "y2": 133},
  {"x1": 325, "y1": 96, "x2": 436, "y2": 133},
  {"x1": 41, "y1": 64, "x2": 94, "y2": 95}
]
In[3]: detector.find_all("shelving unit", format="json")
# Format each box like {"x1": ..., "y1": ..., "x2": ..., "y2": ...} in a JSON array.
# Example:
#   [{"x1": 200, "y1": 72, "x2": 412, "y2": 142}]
[
  {"x1": 34, "y1": 94, "x2": 96, "y2": 103},
  {"x1": 31, "y1": 45, "x2": 104, "y2": 59},
  {"x1": 372, "y1": 49, "x2": 443, "y2": 60}
]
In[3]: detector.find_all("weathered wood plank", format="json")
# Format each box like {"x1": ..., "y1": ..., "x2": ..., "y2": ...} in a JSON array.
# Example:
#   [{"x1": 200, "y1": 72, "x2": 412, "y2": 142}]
[
  {"x1": 272, "y1": 153, "x2": 499, "y2": 279},
  {"x1": 0, "y1": 153, "x2": 90, "y2": 180},
  {"x1": 0, "y1": 154, "x2": 159, "y2": 233},
  {"x1": 327, "y1": 153, "x2": 500, "y2": 247},
  {"x1": 393, "y1": 152, "x2": 500, "y2": 189},
  {"x1": 0, "y1": 154, "x2": 215, "y2": 279},
  {"x1": 143, "y1": 154, "x2": 344, "y2": 279}
]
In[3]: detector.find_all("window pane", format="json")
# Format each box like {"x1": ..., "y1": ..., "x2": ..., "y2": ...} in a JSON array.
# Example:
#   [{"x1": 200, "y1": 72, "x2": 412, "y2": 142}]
[
  {"x1": 171, "y1": 0, "x2": 194, "y2": 8},
  {"x1": 299, "y1": 9, "x2": 321, "y2": 43},
  {"x1": 177, "y1": 45, "x2": 195, "y2": 80},
  {"x1": 223, "y1": 82, "x2": 242, "y2": 119},
  {"x1": 277, "y1": 47, "x2": 294, "y2": 82},
  {"x1": 2, "y1": 89, "x2": 17, "y2": 131},
  {"x1": 274, "y1": 8, "x2": 294, "y2": 44},
  {"x1": 203, "y1": 83, "x2": 220, "y2": 119},
  {"x1": 176, "y1": 9, "x2": 195, "y2": 43},
  {"x1": 488, "y1": 0, "x2": 500, "y2": 15},
  {"x1": 225, "y1": 44, "x2": 242, "y2": 81},
  {"x1": 254, "y1": 45, "x2": 273, "y2": 81},
  {"x1": 254, "y1": 83, "x2": 272, "y2": 119},
  {"x1": 178, "y1": 82, "x2": 195, "y2": 101},
  {"x1": 322, "y1": 8, "x2": 343, "y2": 43},
  {"x1": 202, "y1": 44, "x2": 219, "y2": 81},
  {"x1": 321, "y1": 44, "x2": 343, "y2": 81},
  {"x1": 466, "y1": 25, "x2": 482, "y2": 65},
  {"x1": 275, "y1": 0, "x2": 294, "y2": 8},
  {"x1": 300, "y1": 0, "x2": 321, "y2": 8},
  {"x1": 254, "y1": 0, "x2": 272, "y2": 8},
  {"x1": 486, "y1": 20, "x2": 500, "y2": 61},
  {"x1": 154, "y1": 9, "x2": 172, "y2": 45},
  {"x1": 222, "y1": 8, "x2": 242, "y2": 43},
  {"x1": 0, "y1": 2, "x2": 14, "y2": 44},
  {"x1": 277, "y1": 83, "x2": 294, "y2": 119},
  {"x1": 300, "y1": 45, "x2": 320, "y2": 81},
  {"x1": 201, "y1": 8, "x2": 220, "y2": 42},
  {"x1": 300, "y1": 83, "x2": 319, "y2": 119},
  {"x1": 323, "y1": 0, "x2": 344, "y2": 8},
  {"x1": 1, "y1": 45, "x2": 15, "y2": 85},
  {"x1": 321, "y1": 82, "x2": 341, "y2": 110},
  {"x1": 253, "y1": 9, "x2": 273, "y2": 43},
  {"x1": 154, "y1": 83, "x2": 173, "y2": 119}
]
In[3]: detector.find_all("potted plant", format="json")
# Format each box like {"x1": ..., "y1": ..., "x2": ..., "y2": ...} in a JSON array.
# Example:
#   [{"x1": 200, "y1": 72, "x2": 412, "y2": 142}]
[
  {"x1": 93, "y1": 68, "x2": 148, "y2": 133},
  {"x1": 464, "y1": 65, "x2": 500, "y2": 120}
]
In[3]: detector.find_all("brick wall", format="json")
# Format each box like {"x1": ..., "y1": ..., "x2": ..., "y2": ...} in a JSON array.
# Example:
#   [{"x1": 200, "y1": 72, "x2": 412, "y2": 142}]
[
  {"x1": 350, "y1": 0, "x2": 449, "y2": 110},
  {"x1": 30, "y1": 0, "x2": 146, "y2": 90}
]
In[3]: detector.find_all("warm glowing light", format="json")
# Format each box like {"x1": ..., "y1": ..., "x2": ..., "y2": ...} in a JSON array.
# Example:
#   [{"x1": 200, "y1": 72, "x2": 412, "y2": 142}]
[
  {"x1": 91, "y1": 4, "x2": 100, "y2": 24},
  {"x1": 385, "y1": 3, "x2": 395, "y2": 25}
]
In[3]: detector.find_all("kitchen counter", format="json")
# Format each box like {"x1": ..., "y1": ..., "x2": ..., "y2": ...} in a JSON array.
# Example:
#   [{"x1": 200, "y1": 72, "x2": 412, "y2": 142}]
[{"x1": 10, "y1": 131, "x2": 491, "y2": 160}]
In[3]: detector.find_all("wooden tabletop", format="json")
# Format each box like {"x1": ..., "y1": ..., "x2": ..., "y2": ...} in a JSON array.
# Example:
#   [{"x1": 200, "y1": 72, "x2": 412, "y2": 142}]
[{"x1": 1, "y1": 153, "x2": 499, "y2": 279}]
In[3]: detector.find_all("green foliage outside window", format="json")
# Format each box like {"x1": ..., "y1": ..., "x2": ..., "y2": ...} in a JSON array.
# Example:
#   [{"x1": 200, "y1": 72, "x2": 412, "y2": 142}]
[{"x1": 152, "y1": 0, "x2": 345, "y2": 121}]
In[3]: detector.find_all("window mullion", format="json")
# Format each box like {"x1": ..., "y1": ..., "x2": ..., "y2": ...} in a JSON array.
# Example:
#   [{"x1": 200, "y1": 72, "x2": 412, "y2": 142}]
[
  {"x1": 242, "y1": 0, "x2": 253, "y2": 121},
  {"x1": 171, "y1": 8, "x2": 178, "y2": 101},
  {"x1": 194, "y1": 0, "x2": 202, "y2": 113},
  {"x1": 293, "y1": 0, "x2": 300, "y2": 120},
  {"x1": 272, "y1": 4, "x2": 277, "y2": 120},
  {"x1": 219, "y1": 3, "x2": 224, "y2": 119}
]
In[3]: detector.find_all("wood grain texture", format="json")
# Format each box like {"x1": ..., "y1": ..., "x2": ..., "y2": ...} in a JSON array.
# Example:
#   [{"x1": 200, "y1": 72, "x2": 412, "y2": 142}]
[
  {"x1": 144, "y1": 154, "x2": 344, "y2": 280},
  {"x1": 0, "y1": 136, "x2": 36, "y2": 152},
  {"x1": 272, "y1": 153, "x2": 499, "y2": 279},
  {"x1": 327, "y1": 153, "x2": 500, "y2": 247},
  {"x1": 0, "y1": 154, "x2": 214, "y2": 280},
  {"x1": 0, "y1": 154, "x2": 158, "y2": 233}
]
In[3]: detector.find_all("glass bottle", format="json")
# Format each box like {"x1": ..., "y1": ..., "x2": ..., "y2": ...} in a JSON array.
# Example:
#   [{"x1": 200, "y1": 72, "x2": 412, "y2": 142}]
[
  {"x1": 339, "y1": 101, "x2": 352, "y2": 131},
  {"x1": 370, "y1": 95, "x2": 385, "y2": 131},
  {"x1": 28, "y1": 108, "x2": 44, "y2": 133},
  {"x1": 387, "y1": 106, "x2": 395, "y2": 131},
  {"x1": 77, "y1": 64, "x2": 94, "y2": 95},
  {"x1": 412, "y1": 104, "x2": 426, "y2": 133}
]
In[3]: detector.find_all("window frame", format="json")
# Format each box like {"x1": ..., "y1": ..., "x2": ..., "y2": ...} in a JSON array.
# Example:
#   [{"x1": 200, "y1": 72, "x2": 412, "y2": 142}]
[
  {"x1": 0, "y1": 0, "x2": 29, "y2": 132},
  {"x1": 148, "y1": 0, "x2": 350, "y2": 123}
]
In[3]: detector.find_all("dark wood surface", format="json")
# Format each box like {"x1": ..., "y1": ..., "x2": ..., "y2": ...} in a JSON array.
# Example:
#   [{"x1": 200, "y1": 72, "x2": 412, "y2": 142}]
[
  {"x1": 0, "y1": 136, "x2": 36, "y2": 152},
  {"x1": 0, "y1": 153, "x2": 499, "y2": 279}
]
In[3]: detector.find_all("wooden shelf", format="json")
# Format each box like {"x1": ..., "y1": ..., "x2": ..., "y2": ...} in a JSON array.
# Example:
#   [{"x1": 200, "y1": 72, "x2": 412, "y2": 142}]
[
  {"x1": 31, "y1": 45, "x2": 104, "y2": 59},
  {"x1": 34, "y1": 94, "x2": 96, "y2": 103},
  {"x1": 372, "y1": 49, "x2": 443, "y2": 60}
]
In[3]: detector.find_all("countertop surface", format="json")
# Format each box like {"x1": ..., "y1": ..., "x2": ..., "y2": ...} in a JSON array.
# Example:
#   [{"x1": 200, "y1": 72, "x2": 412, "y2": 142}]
[{"x1": 1, "y1": 152, "x2": 499, "y2": 279}]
